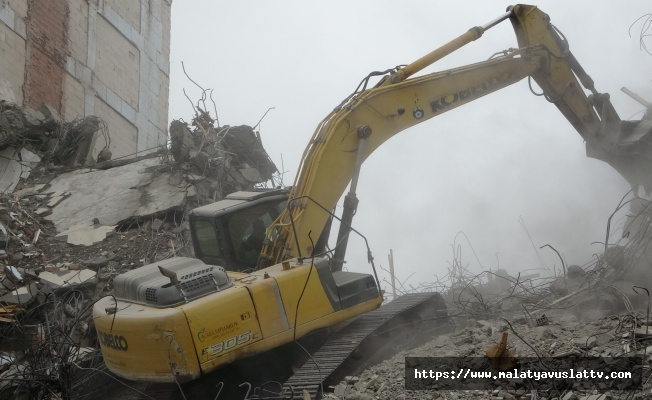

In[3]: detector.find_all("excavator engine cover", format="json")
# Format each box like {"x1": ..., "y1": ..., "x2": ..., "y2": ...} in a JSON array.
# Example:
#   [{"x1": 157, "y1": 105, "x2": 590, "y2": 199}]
[{"x1": 113, "y1": 257, "x2": 233, "y2": 307}]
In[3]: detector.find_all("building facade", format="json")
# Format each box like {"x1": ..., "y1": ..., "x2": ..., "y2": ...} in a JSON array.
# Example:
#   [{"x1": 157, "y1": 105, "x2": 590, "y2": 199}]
[{"x1": 0, "y1": 0, "x2": 171, "y2": 159}]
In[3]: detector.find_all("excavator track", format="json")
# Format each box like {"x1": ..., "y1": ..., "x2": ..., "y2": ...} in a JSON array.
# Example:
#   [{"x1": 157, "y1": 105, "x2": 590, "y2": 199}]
[
  {"x1": 98, "y1": 292, "x2": 448, "y2": 400},
  {"x1": 282, "y1": 292, "x2": 449, "y2": 399}
]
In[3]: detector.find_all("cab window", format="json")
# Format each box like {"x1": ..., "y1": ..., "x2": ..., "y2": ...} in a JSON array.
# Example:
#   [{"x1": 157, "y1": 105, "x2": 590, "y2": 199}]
[{"x1": 194, "y1": 220, "x2": 221, "y2": 258}]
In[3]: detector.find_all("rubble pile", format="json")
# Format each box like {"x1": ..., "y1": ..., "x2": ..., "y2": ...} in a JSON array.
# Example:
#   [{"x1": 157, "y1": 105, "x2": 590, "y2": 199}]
[
  {"x1": 169, "y1": 108, "x2": 277, "y2": 203},
  {"x1": 324, "y1": 203, "x2": 652, "y2": 400},
  {"x1": 0, "y1": 102, "x2": 279, "y2": 398},
  {"x1": 0, "y1": 101, "x2": 109, "y2": 182},
  {"x1": 326, "y1": 311, "x2": 652, "y2": 399}
]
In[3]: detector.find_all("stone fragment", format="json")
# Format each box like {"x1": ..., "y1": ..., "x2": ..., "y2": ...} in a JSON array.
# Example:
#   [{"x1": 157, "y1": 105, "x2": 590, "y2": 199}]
[
  {"x1": 55, "y1": 220, "x2": 116, "y2": 246},
  {"x1": 38, "y1": 268, "x2": 96, "y2": 291},
  {"x1": 562, "y1": 391, "x2": 577, "y2": 400},
  {"x1": 572, "y1": 336, "x2": 597, "y2": 349},
  {"x1": 151, "y1": 219, "x2": 164, "y2": 231},
  {"x1": 0, "y1": 147, "x2": 41, "y2": 193},
  {"x1": 21, "y1": 107, "x2": 46, "y2": 126},
  {"x1": 47, "y1": 193, "x2": 69, "y2": 207},
  {"x1": 0, "y1": 283, "x2": 38, "y2": 305},
  {"x1": 333, "y1": 382, "x2": 347, "y2": 396},
  {"x1": 84, "y1": 256, "x2": 109, "y2": 270},
  {"x1": 35, "y1": 207, "x2": 51, "y2": 216},
  {"x1": 3, "y1": 266, "x2": 22, "y2": 283},
  {"x1": 13, "y1": 184, "x2": 47, "y2": 199},
  {"x1": 240, "y1": 166, "x2": 262, "y2": 182}
]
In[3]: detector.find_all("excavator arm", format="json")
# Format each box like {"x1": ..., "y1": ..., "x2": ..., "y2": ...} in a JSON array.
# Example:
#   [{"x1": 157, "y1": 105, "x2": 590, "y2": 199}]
[{"x1": 260, "y1": 4, "x2": 624, "y2": 268}]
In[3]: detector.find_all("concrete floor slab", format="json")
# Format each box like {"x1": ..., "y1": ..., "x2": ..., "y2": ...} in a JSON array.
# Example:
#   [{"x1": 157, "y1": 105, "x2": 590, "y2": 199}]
[{"x1": 45, "y1": 158, "x2": 190, "y2": 231}]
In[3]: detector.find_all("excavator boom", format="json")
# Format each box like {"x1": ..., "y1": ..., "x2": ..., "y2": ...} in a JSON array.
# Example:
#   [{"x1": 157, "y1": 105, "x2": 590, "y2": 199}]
[{"x1": 259, "y1": 4, "x2": 624, "y2": 268}]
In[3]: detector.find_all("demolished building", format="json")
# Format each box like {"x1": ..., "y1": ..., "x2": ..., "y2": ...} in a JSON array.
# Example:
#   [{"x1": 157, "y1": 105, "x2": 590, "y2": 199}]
[
  {"x1": 0, "y1": 0, "x2": 172, "y2": 160},
  {"x1": 0, "y1": 102, "x2": 278, "y2": 398}
]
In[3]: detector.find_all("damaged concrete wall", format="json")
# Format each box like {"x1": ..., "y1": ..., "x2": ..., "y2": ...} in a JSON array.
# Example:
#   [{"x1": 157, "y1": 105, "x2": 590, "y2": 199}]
[{"x1": 0, "y1": 0, "x2": 172, "y2": 161}]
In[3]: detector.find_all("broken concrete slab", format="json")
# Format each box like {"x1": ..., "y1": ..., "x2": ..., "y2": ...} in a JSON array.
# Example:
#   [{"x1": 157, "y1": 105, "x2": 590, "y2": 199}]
[
  {"x1": 240, "y1": 166, "x2": 262, "y2": 183},
  {"x1": 13, "y1": 184, "x2": 47, "y2": 199},
  {"x1": 0, "y1": 147, "x2": 41, "y2": 193},
  {"x1": 38, "y1": 268, "x2": 96, "y2": 291},
  {"x1": 83, "y1": 256, "x2": 109, "y2": 270},
  {"x1": 47, "y1": 192, "x2": 70, "y2": 208},
  {"x1": 572, "y1": 336, "x2": 597, "y2": 349},
  {"x1": 55, "y1": 220, "x2": 116, "y2": 246},
  {"x1": 34, "y1": 207, "x2": 51, "y2": 216},
  {"x1": 45, "y1": 158, "x2": 191, "y2": 232},
  {"x1": 0, "y1": 283, "x2": 38, "y2": 305}
]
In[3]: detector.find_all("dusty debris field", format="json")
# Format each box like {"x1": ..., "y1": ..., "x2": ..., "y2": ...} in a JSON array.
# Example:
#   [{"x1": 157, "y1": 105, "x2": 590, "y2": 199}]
[
  {"x1": 325, "y1": 312, "x2": 652, "y2": 400},
  {"x1": 323, "y1": 256, "x2": 652, "y2": 399}
]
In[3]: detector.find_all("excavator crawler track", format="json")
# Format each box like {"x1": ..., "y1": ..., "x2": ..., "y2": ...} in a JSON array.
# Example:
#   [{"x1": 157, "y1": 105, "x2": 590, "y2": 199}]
[{"x1": 282, "y1": 292, "x2": 449, "y2": 399}]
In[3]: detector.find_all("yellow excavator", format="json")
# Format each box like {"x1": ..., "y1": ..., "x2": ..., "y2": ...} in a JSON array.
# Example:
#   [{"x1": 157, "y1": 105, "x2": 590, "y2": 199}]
[{"x1": 93, "y1": 3, "x2": 651, "y2": 393}]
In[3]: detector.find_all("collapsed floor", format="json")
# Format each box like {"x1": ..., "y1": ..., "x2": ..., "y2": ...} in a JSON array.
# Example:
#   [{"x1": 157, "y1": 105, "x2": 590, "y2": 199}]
[{"x1": 0, "y1": 102, "x2": 279, "y2": 398}]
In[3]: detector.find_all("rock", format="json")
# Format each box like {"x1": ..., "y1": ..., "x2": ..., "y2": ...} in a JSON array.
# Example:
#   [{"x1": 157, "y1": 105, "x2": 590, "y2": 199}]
[
  {"x1": 38, "y1": 268, "x2": 96, "y2": 291},
  {"x1": 343, "y1": 392, "x2": 374, "y2": 400},
  {"x1": 333, "y1": 382, "x2": 348, "y2": 396},
  {"x1": 44, "y1": 264, "x2": 60, "y2": 273},
  {"x1": 14, "y1": 184, "x2": 47, "y2": 199},
  {"x1": 39, "y1": 103, "x2": 62, "y2": 124},
  {"x1": 240, "y1": 166, "x2": 262, "y2": 182},
  {"x1": 84, "y1": 256, "x2": 109, "y2": 270},
  {"x1": 35, "y1": 207, "x2": 52, "y2": 216},
  {"x1": 151, "y1": 219, "x2": 164, "y2": 231},
  {"x1": 169, "y1": 120, "x2": 196, "y2": 162},
  {"x1": 477, "y1": 320, "x2": 496, "y2": 335},
  {"x1": 55, "y1": 221, "x2": 116, "y2": 246},
  {"x1": 153, "y1": 252, "x2": 171, "y2": 262},
  {"x1": 9, "y1": 252, "x2": 23, "y2": 263},
  {"x1": 566, "y1": 265, "x2": 585, "y2": 279},
  {"x1": 536, "y1": 327, "x2": 557, "y2": 341},
  {"x1": 0, "y1": 282, "x2": 38, "y2": 305},
  {"x1": 47, "y1": 193, "x2": 69, "y2": 207},
  {"x1": 0, "y1": 147, "x2": 41, "y2": 193},
  {"x1": 21, "y1": 107, "x2": 46, "y2": 127},
  {"x1": 572, "y1": 336, "x2": 597, "y2": 349},
  {"x1": 562, "y1": 391, "x2": 577, "y2": 400},
  {"x1": 3, "y1": 266, "x2": 22, "y2": 283}
]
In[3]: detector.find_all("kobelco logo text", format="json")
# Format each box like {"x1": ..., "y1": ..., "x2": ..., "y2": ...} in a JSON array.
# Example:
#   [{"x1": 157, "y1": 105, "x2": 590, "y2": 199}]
[
  {"x1": 430, "y1": 73, "x2": 512, "y2": 114},
  {"x1": 99, "y1": 331, "x2": 129, "y2": 351}
]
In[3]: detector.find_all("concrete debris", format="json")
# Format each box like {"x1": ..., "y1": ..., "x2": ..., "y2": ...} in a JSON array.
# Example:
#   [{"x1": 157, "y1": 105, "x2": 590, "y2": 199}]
[
  {"x1": 169, "y1": 120, "x2": 277, "y2": 187},
  {"x1": 45, "y1": 158, "x2": 188, "y2": 232},
  {"x1": 323, "y1": 307, "x2": 652, "y2": 399},
  {"x1": 0, "y1": 147, "x2": 41, "y2": 193},
  {"x1": 38, "y1": 268, "x2": 96, "y2": 291},
  {"x1": 0, "y1": 282, "x2": 38, "y2": 305},
  {"x1": 572, "y1": 336, "x2": 597, "y2": 349},
  {"x1": 55, "y1": 220, "x2": 116, "y2": 246},
  {"x1": 46, "y1": 191, "x2": 70, "y2": 208},
  {"x1": 0, "y1": 104, "x2": 282, "y2": 399},
  {"x1": 83, "y1": 255, "x2": 109, "y2": 270},
  {"x1": 3, "y1": 265, "x2": 22, "y2": 283},
  {"x1": 0, "y1": 102, "x2": 108, "y2": 167},
  {"x1": 12, "y1": 183, "x2": 46, "y2": 199}
]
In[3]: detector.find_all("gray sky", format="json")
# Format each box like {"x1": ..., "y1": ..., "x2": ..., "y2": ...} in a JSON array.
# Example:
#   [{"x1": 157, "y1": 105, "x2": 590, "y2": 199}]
[{"x1": 168, "y1": 1, "x2": 651, "y2": 291}]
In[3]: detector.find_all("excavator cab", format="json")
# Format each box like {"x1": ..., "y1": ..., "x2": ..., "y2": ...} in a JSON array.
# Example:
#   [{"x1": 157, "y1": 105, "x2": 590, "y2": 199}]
[{"x1": 189, "y1": 188, "x2": 289, "y2": 272}]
